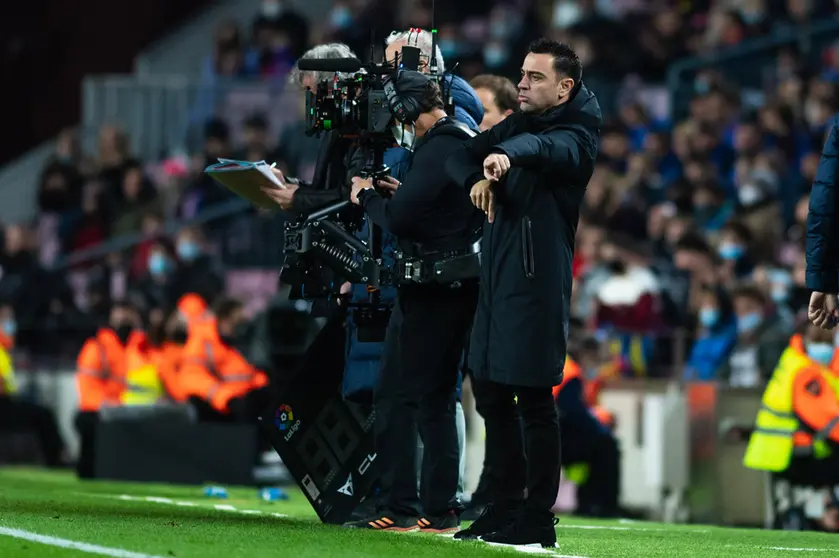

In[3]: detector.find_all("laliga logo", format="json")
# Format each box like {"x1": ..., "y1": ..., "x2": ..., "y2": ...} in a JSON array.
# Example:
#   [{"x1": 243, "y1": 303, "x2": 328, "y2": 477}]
[{"x1": 275, "y1": 404, "x2": 301, "y2": 441}]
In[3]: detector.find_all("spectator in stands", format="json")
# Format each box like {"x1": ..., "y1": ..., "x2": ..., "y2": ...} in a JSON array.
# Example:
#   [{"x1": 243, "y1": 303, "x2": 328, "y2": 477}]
[
  {"x1": 234, "y1": 114, "x2": 279, "y2": 164},
  {"x1": 719, "y1": 285, "x2": 790, "y2": 387},
  {"x1": 685, "y1": 286, "x2": 737, "y2": 381},
  {"x1": 253, "y1": 0, "x2": 309, "y2": 60},
  {"x1": 109, "y1": 160, "x2": 161, "y2": 238},
  {"x1": 170, "y1": 226, "x2": 224, "y2": 306},
  {"x1": 180, "y1": 120, "x2": 237, "y2": 220},
  {"x1": 96, "y1": 125, "x2": 131, "y2": 192},
  {"x1": 65, "y1": 182, "x2": 109, "y2": 255},
  {"x1": 247, "y1": 7, "x2": 298, "y2": 79},
  {"x1": 129, "y1": 239, "x2": 180, "y2": 316},
  {"x1": 716, "y1": 221, "x2": 756, "y2": 283},
  {"x1": 38, "y1": 160, "x2": 82, "y2": 215},
  {"x1": 594, "y1": 250, "x2": 663, "y2": 334},
  {"x1": 469, "y1": 74, "x2": 518, "y2": 132}
]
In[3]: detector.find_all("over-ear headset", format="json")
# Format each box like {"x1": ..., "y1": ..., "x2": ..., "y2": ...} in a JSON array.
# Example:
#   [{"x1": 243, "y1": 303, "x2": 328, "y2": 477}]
[{"x1": 383, "y1": 70, "x2": 423, "y2": 124}]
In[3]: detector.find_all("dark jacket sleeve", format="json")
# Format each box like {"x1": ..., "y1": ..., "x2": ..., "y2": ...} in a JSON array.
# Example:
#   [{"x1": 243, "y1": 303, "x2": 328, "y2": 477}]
[
  {"x1": 806, "y1": 117, "x2": 839, "y2": 293},
  {"x1": 360, "y1": 135, "x2": 460, "y2": 236},
  {"x1": 290, "y1": 138, "x2": 358, "y2": 215},
  {"x1": 445, "y1": 116, "x2": 517, "y2": 190},
  {"x1": 493, "y1": 128, "x2": 585, "y2": 181}
]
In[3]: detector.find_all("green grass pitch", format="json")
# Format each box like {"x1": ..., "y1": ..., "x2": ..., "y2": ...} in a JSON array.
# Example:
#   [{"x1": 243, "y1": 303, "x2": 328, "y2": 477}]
[{"x1": 0, "y1": 468, "x2": 836, "y2": 557}]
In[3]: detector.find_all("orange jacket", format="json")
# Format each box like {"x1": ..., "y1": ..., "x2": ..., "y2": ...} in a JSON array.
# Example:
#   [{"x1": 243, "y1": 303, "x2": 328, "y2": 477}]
[
  {"x1": 157, "y1": 342, "x2": 188, "y2": 403},
  {"x1": 177, "y1": 293, "x2": 214, "y2": 335},
  {"x1": 179, "y1": 328, "x2": 268, "y2": 414},
  {"x1": 552, "y1": 358, "x2": 582, "y2": 399},
  {"x1": 785, "y1": 337, "x2": 839, "y2": 447},
  {"x1": 553, "y1": 357, "x2": 615, "y2": 429},
  {"x1": 75, "y1": 328, "x2": 129, "y2": 412}
]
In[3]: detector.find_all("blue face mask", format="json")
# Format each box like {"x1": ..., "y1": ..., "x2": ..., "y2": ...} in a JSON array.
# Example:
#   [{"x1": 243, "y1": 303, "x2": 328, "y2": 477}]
[
  {"x1": 331, "y1": 7, "x2": 352, "y2": 29},
  {"x1": 771, "y1": 287, "x2": 789, "y2": 303},
  {"x1": 438, "y1": 39, "x2": 458, "y2": 60},
  {"x1": 699, "y1": 308, "x2": 719, "y2": 328},
  {"x1": 719, "y1": 243, "x2": 745, "y2": 261},
  {"x1": 177, "y1": 241, "x2": 200, "y2": 262},
  {"x1": 737, "y1": 311, "x2": 762, "y2": 333},
  {"x1": 148, "y1": 253, "x2": 169, "y2": 277},
  {"x1": 484, "y1": 46, "x2": 508, "y2": 68},
  {"x1": 807, "y1": 342, "x2": 834, "y2": 366},
  {"x1": 2, "y1": 320, "x2": 16, "y2": 337}
]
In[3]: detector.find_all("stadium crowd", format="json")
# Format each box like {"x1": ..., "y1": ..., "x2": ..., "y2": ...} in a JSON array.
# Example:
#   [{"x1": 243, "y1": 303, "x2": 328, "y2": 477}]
[{"x1": 7, "y1": 0, "x2": 834, "y2": 387}]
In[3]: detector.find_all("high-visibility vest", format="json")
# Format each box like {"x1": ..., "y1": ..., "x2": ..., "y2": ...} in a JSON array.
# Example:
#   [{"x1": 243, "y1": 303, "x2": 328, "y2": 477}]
[
  {"x1": 122, "y1": 363, "x2": 165, "y2": 405},
  {"x1": 0, "y1": 345, "x2": 16, "y2": 396},
  {"x1": 743, "y1": 345, "x2": 839, "y2": 472}
]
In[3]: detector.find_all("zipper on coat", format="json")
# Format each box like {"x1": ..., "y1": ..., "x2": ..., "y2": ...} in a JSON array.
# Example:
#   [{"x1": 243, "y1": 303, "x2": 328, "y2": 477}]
[{"x1": 522, "y1": 217, "x2": 535, "y2": 279}]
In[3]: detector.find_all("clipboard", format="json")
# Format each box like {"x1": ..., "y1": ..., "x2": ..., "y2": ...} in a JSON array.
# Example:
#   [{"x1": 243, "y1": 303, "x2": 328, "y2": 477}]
[{"x1": 204, "y1": 158, "x2": 286, "y2": 209}]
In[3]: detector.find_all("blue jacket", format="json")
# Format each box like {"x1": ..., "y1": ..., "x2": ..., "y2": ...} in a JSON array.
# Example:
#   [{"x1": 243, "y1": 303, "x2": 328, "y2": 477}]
[
  {"x1": 343, "y1": 76, "x2": 482, "y2": 401},
  {"x1": 685, "y1": 321, "x2": 738, "y2": 382},
  {"x1": 806, "y1": 115, "x2": 839, "y2": 293}
]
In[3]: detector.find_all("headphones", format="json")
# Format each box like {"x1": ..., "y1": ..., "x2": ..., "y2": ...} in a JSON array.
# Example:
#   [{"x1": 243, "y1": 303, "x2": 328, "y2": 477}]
[{"x1": 383, "y1": 70, "x2": 423, "y2": 124}]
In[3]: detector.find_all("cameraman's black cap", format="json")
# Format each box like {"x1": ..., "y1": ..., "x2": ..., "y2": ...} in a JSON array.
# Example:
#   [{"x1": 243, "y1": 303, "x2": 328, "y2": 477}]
[{"x1": 396, "y1": 70, "x2": 432, "y2": 98}]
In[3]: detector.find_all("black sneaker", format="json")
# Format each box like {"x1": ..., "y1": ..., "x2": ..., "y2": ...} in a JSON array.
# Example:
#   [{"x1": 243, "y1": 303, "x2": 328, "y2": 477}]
[
  {"x1": 418, "y1": 511, "x2": 460, "y2": 534},
  {"x1": 453, "y1": 503, "x2": 519, "y2": 540},
  {"x1": 480, "y1": 513, "x2": 558, "y2": 548},
  {"x1": 343, "y1": 512, "x2": 420, "y2": 532},
  {"x1": 348, "y1": 498, "x2": 381, "y2": 522}
]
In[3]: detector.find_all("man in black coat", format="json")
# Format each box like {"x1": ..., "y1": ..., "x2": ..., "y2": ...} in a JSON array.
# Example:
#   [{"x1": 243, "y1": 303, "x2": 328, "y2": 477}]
[{"x1": 445, "y1": 38, "x2": 601, "y2": 548}]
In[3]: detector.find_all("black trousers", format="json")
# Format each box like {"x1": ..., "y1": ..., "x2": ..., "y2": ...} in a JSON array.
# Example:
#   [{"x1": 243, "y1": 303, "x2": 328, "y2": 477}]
[
  {"x1": 381, "y1": 281, "x2": 478, "y2": 517},
  {"x1": 0, "y1": 396, "x2": 66, "y2": 467},
  {"x1": 188, "y1": 387, "x2": 273, "y2": 424},
  {"x1": 75, "y1": 411, "x2": 99, "y2": 478},
  {"x1": 562, "y1": 424, "x2": 620, "y2": 517},
  {"x1": 474, "y1": 380, "x2": 560, "y2": 515}
]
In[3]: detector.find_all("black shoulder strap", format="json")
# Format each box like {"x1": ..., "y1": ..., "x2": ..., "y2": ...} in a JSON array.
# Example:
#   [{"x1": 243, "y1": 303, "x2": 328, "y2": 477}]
[{"x1": 432, "y1": 120, "x2": 476, "y2": 141}]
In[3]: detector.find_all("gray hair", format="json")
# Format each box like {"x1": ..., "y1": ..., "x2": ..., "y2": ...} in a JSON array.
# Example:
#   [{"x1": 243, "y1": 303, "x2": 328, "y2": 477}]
[
  {"x1": 385, "y1": 30, "x2": 445, "y2": 72},
  {"x1": 289, "y1": 43, "x2": 360, "y2": 85}
]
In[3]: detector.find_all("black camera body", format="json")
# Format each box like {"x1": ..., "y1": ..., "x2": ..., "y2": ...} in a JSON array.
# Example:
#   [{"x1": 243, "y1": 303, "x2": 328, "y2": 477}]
[{"x1": 305, "y1": 77, "x2": 393, "y2": 137}]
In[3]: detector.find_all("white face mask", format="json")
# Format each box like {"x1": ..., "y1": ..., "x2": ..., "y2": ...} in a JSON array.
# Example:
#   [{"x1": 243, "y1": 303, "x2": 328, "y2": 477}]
[
  {"x1": 738, "y1": 183, "x2": 763, "y2": 207},
  {"x1": 391, "y1": 122, "x2": 417, "y2": 151},
  {"x1": 553, "y1": 1, "x2": 582, "y2": 28},
  {"x1": 262, "y1": 0, "x2": 283, "y2": 18}
]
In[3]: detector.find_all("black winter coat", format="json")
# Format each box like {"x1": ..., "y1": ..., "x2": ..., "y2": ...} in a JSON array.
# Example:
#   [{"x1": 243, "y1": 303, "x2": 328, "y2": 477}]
[{"x1": 445, "y1": 84, "x2": 601, "y2": 387}]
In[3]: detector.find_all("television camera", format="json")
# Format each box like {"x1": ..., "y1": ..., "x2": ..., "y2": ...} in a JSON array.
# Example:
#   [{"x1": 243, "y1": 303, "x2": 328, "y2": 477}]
[{"x1": 281, "y1": 32, "x2": 459, "y2": 340}]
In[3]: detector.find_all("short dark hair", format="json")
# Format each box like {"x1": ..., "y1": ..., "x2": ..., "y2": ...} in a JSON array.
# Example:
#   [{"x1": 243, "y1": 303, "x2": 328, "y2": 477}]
[
  {"x1": 213, "y1": 297, "x2": 243, "y2": 321},
  {"x1": 470, "y1": 74, "x2": 519, "y2": 113},
  {"x1": 731, "y1": 284, "x2": 767, "y2": 307},
  {"x1": 527, "y1": 38, "x2": 582, "y2": 84},
  {"x1": 675, "y1": 232, "x2": 712, "y2": 256},
  {"x1": 418, "y1": 80, "x2": 444, "y2": 113}
]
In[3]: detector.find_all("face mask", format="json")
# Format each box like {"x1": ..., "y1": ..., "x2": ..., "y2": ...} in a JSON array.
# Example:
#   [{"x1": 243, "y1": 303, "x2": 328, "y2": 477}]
[
  {"x1": 177, "y1": 241, "x2": 200, "y2": 262},
  {"x1": 115, "y1": 324, "x2": 133, "y2": 344},
  {"x1": 148, "y1": 253, "x2": 169, "y2": 277},
  {"x1": 771, "y1": 287, "x2": 789, "y2": 303},
  {"x1": 262, "y1": 0, "x2": 283, "y2": 18},
  {"x1": 2, "y1": 319, "x2": 16, "y2": 337},
  {"x1": 553, "y1": 1, "x2": 582, "y2": 28},
  {"x1": 751, "y1": 168, "x2": 778, "y2": 190},
  {"x1": 391, "y1": 122, "x2": 417, "y2": 151},
  {"x1": 331, "y1": 6, "x2": 352, "y2": 29},
  {"x1": 490, "y1": 21, "x2": 511, "y2": 39},
  {"x1": 438, "y1": 39, "x2": 458, "y2": 59},
  {"x1": 483, "y1": 46, "x2": 509, "y2": 68},
  {"x1": 718, "y1": 242, "x2": 745, "y2": 261},
  {"x1": 699, "y1": 308, "x2": 719, "y2": 328},
  {"x1": 806, "y1": 342, "x2": 834, "y2": 366},
  {"x1": 694, "y1": 78, "x2": 711, "y2": 95},
  {"x1": 737, "y1": 311, "x2": 762, "y2": 334},
  {"x1": 738, "y1": 184, "x2": 763, "y2": 207},
  {"x1": 740, "y1": 10, "x2": 762, "y2": 25}
]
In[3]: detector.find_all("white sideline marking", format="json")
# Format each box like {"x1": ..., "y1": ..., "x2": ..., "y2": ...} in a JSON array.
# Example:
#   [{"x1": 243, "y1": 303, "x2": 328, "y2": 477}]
[
  {"x1": 0, "y1": 526, "x2": 164, "y2": 558},
  {"x1": 726, "y1": 545, "x2": 833, "y2": 553},
  {"x1": 560, "y1": 524, "x2": 709, "y2": 533}
]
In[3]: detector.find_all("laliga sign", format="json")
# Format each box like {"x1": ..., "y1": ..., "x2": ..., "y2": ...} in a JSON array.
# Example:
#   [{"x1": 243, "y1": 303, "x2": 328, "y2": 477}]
[{"x1": 275, "y1": 404, "x2": 302, "y2": 441}]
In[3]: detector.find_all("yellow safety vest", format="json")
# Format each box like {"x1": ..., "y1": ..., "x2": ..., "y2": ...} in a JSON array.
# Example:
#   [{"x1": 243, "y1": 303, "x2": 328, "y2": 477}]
[
  {"x1": 0, "y1": 345, "x2": 17, "y2": 396},
  {"x1": 744, "y1": 346, "x2": 839, "y2": 472},
  {"x1": 121, "y1": 364, "x2": 165, "y2": 406}
]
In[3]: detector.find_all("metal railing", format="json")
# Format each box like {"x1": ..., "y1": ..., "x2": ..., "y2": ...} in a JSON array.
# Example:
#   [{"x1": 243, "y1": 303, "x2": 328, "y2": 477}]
[{"x1": 667, "y1": 18, "x2": 839, "y2": 120}]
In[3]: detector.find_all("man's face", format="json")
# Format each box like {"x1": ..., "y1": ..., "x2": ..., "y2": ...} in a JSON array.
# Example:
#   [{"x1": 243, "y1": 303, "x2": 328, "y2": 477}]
[
  {"x1": 475, "y1": 87, "x2": 512, "y2": 132},
  {"x1": 733, "y1": 296, "x2": 763, "y2": 321},
  {"x1": 243, "y1": 125, "x2": 267, "y2": 149},
  {"x1": 385, "y1": 40, "x2": 429, "y2": 73},
  {"x1": 517, "y1": 53, "x2": 573, "y2": 113}
]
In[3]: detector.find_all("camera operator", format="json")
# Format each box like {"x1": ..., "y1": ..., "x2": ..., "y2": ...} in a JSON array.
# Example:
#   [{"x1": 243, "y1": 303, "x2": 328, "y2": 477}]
[
  {"x1": 260, "y1": 43, "x2": 366, "y2": 213},
  {"x1": 354, "y1": 26, "x2": 485, "y2": 517},
  {"x1": 345, "y1": 71, "x2": 482, "y2": 533},
  {"x1": 445, "y1": 38, "x2": 602, "y2": 548}
]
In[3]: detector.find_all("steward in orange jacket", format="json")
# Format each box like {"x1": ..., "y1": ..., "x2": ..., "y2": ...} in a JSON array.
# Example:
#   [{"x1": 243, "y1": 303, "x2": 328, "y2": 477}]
[
  {"x1": 179, "y1": 297, "x2": 270, "y2": 421},
  {"x1": 553, "y1": 355, "x2": 621, "y2": 518},
  {"x1": 155, "y1": 308, "x2": 192, "y2": 403},
  {"x1": 74, "y1": 301, "x2": 141, "y2": 478},
  {"x1": 553, "y1": 358, "x2": 615, "y2": 429}
]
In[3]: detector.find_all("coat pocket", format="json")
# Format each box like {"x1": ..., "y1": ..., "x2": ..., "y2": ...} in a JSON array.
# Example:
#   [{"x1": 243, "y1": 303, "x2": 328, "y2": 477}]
[{"x1": 521, "y1": 217, "x2": 535, "y2": 279}]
